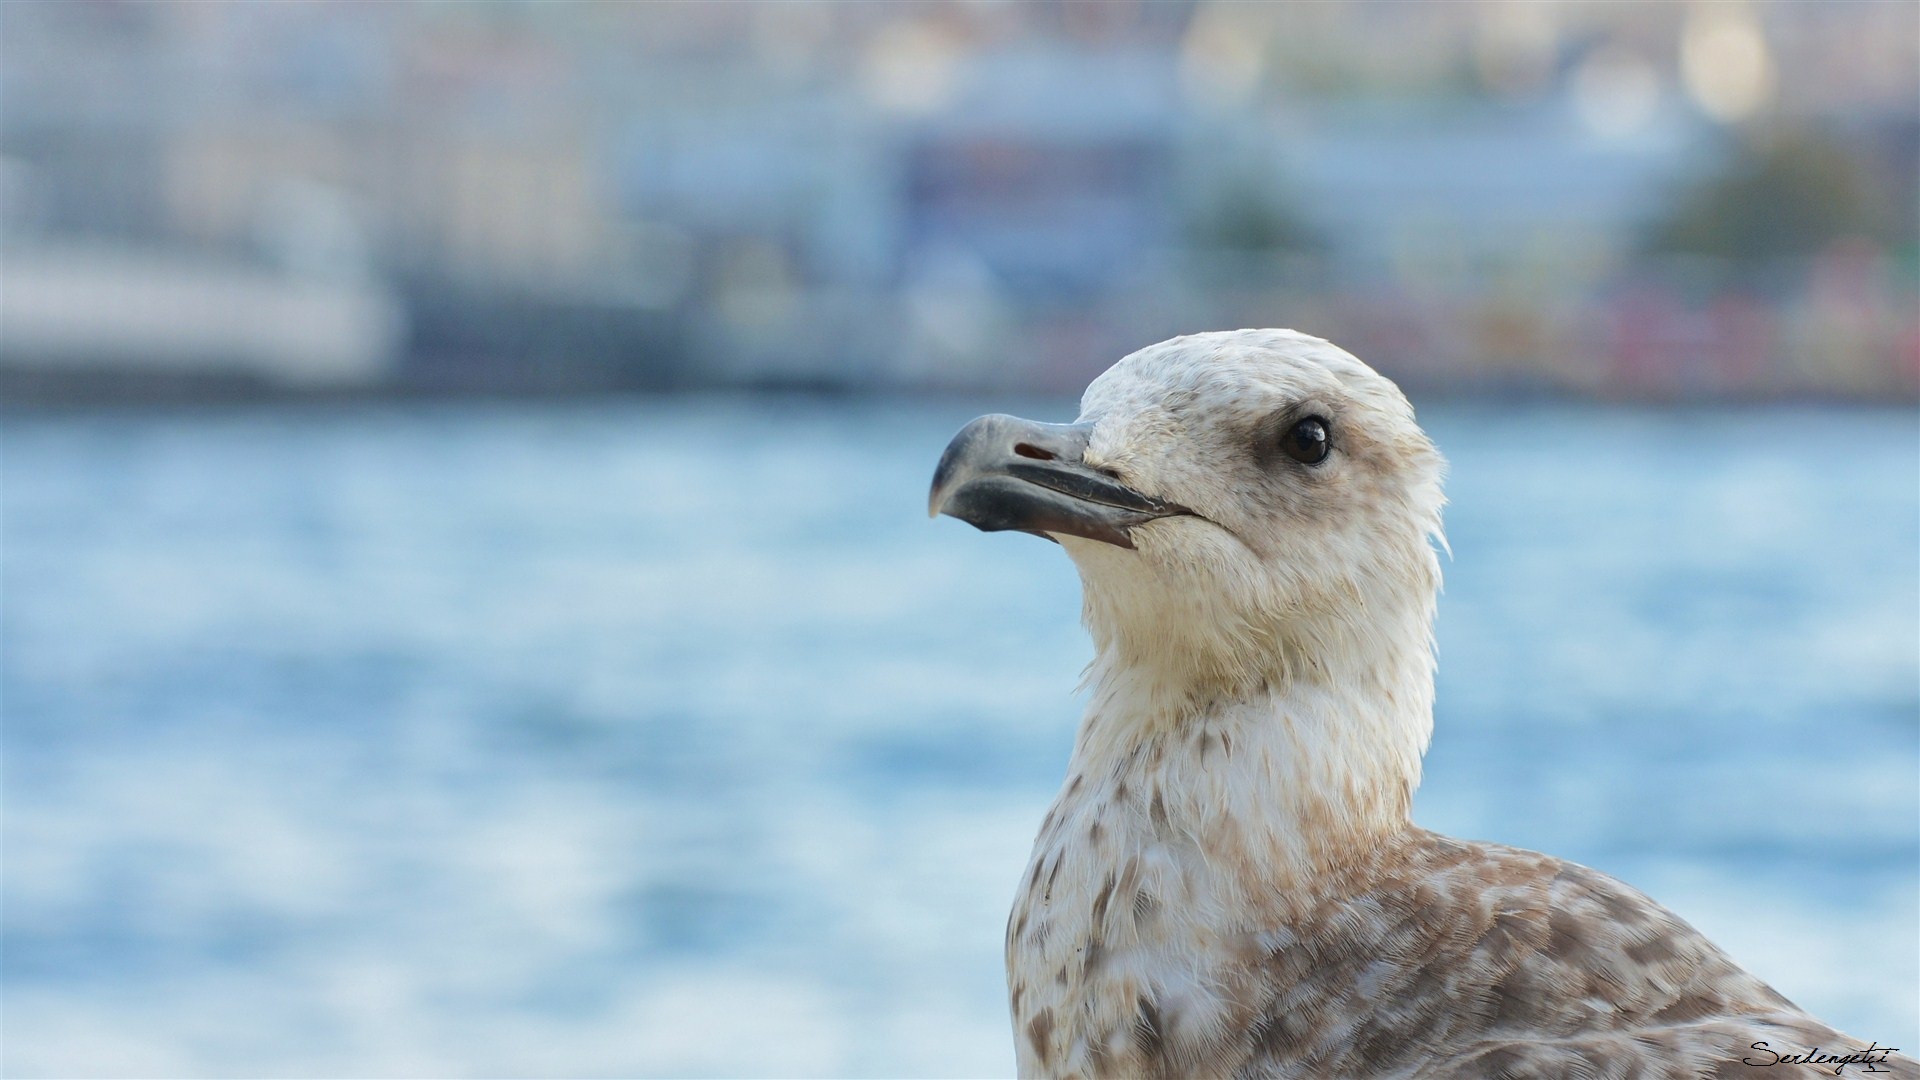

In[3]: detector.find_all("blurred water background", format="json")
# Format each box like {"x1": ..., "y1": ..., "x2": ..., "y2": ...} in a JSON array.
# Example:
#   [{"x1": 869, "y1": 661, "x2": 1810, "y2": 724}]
[
  {"x1": 2, "y1": 2, "x2": 1917, "y2": 1078},
  {"x1": 3, "y1": 399, "x2": 1916, "y2": 1077}
]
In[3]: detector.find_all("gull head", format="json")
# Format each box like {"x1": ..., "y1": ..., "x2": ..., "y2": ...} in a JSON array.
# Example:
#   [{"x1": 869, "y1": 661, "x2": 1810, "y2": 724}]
[{"x1": 931, "y1": 329, "x2": 1447, "y2": 707}]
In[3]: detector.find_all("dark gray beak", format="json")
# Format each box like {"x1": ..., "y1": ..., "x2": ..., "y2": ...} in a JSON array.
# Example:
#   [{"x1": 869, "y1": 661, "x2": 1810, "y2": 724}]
[{"x1": 927, "y1": 414, "x2": 1190, "y2": 549}]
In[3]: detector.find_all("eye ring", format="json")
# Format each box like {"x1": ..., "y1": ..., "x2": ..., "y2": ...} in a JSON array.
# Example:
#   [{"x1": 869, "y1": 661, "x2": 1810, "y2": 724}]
[{"x1": 1281, "y1": 416, "x2": 1331, "y2": 465}]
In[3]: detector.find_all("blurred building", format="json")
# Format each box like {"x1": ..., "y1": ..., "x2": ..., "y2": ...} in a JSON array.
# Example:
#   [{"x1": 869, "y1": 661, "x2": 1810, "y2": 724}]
[{"x1": 1, "y1": 0, "x2": 1914, "y2": 400}]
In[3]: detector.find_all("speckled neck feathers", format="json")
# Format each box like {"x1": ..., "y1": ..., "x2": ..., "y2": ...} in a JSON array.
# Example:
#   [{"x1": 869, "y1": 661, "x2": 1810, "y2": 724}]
[
  {"x1": 1006, "y1": 551, "x2": 1440, "y2": 1079},
  {"x1": 1066, "y1": 571, "x2": 1437, "y2": 893}
]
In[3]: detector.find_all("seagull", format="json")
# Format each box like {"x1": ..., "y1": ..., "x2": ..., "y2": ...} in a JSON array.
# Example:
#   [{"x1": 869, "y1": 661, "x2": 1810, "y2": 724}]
[{"x1": 928, "y1": 330, "x2": 1914, "y2": 1080}]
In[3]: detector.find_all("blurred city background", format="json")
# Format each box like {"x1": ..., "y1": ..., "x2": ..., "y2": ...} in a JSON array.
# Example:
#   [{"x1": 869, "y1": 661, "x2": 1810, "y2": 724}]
[
  {"x1": 2, "y1": 2, "x2": 1916, "y2": 1078},
  {"x1": 1, "y1": 0, "x2": 1915, "y2": 400}
]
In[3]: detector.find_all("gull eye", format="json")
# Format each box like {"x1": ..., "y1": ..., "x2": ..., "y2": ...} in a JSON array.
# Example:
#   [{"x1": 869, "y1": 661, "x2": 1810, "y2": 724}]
[{"x1": 1281, "y1": 417, "x2": 1330, "y2": 465}]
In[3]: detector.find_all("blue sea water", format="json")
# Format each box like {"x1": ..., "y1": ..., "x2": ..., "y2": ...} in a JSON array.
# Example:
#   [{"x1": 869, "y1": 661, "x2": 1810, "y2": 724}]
[{"x1": 2, "y1": 398, "x2": 1916, "y2": 1078}]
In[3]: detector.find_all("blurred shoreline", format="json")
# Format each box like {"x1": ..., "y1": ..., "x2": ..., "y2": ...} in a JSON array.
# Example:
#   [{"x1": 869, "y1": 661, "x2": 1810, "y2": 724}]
[
  {"x1": 3, "y1": 233, "x2": 1913, "y2": 406},
  {"x1": 9, "y1": 375, "x2": 1920, "y2": 411},
  {"x1": 8, "y1": 381, "x2": 1919, "y2": 420}
]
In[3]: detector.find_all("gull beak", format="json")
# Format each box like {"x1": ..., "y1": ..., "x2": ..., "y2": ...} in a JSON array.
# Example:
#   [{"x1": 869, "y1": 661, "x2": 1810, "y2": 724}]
[{"x1": 927, "y1": 414, "x2": 1190, "y2": 550}]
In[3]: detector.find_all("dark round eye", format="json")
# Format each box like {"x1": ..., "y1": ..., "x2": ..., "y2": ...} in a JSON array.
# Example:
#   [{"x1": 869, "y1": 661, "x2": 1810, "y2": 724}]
[{"x1": 1281, "y1": 417, "x2": 1330, "y2": 465}]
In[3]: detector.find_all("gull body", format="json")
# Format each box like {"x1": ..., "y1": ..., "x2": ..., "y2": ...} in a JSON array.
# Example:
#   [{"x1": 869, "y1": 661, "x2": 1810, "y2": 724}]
[{"x1": 928, "y1": 330, "x2": 1915, "y2": 1080}]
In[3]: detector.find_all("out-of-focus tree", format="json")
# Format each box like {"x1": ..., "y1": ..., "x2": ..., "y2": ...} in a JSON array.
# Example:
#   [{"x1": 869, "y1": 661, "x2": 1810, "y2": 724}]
[{"x1": 1647, "y1": 130, "x2": 1899, "y2": 263}]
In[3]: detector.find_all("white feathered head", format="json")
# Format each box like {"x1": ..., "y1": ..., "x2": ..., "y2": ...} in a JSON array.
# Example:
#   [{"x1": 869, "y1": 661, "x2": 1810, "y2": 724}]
[{"x1": 932, "y1": 329, "x2": 1447, "y2": 709}]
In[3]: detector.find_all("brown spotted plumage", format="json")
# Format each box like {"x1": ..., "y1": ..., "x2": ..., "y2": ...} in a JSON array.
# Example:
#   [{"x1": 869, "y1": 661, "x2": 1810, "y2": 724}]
[{"x1": 931, "y1": 330, "x2": 1915, "y2": 1080}]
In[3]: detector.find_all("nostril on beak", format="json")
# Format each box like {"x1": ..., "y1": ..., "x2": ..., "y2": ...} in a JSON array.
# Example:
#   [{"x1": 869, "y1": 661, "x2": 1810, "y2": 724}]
[{"x1": 1013, "y1": 443, "x2": 1056, "y2": 461}]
